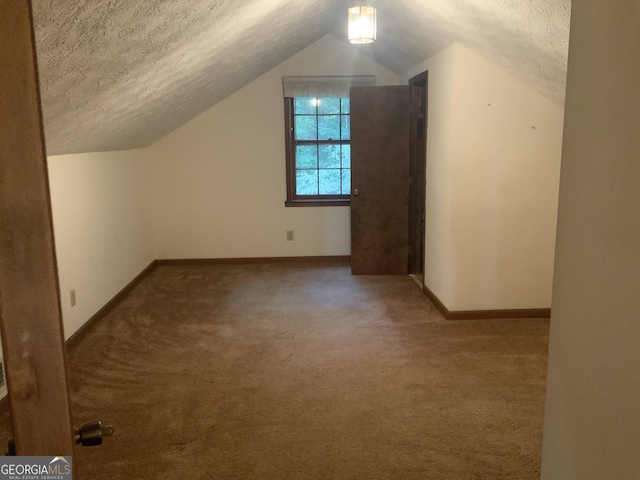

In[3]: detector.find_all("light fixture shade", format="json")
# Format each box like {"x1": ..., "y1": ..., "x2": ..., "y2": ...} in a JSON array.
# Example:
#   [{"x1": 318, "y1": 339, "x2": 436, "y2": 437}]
[{"x1": 348, "y1": 6, "x2": 377, "y2": 44}]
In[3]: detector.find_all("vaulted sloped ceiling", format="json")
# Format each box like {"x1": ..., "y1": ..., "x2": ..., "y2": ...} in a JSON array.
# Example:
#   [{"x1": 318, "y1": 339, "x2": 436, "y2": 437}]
[{"x1": 33, "y1": 0, "x2": 570, "y2": 155}]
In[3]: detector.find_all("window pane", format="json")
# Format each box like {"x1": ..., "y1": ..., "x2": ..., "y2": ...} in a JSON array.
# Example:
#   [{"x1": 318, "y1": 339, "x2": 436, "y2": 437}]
[
  {"x1": 296, "y1": 145, "x2": 317, "y2": 169},
  {"x1": 288, "y1": 97, "x2": 352, "y2": 201},
  {"x1": 341, "y1": 169, "x2": 351, "y2": 195},
  {"x1": 341, "y1": 115, "x2": 350, "y2": 140},
  {"x1": 318, "y1": 115, "x2": 340, "y2": 140},
  {"x1": 318, "y1": 169, "x2": 341, "y2": 195},
  {"x1": 296, "y1": 170, "x2": 318, "y2": 195},
  {"x1": 341, "y1": 98, "x2": 350, "y2": 114},
  {"x1": 341, "y1": 144, "x2": 350, "y2": 168},
  {"x1": 319, "y1": 144, "x2": 340, "y2": 168},
  {"x1": 318, "y1": 98, "x2": 340, "y2": 115},
  {"x1": 295, "y1": 116, "x2": 317, "y2": 140},
  {"x1": 294, "y1": 97, "x2": 317, "y2": 115}
]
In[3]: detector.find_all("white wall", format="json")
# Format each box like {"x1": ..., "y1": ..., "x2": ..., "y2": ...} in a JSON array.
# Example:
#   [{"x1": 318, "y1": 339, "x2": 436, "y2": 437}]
[
  {"x1": 402, "y1": 43, "x2": 564, "y2": 311},
  {"x1": 48, "y1": 150, "x2": 153, "y2": 339},
  {"x1": 541, "y1": 0, "x2": 640, "y2": 477},
  {"x1": 145, "y1": 34, "x2": 400, "y2": 260}
]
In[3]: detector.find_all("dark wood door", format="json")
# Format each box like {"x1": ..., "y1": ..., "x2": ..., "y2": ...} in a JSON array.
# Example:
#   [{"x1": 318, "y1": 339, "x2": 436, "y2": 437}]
[
  {"x1": 350, "y1": 86, "x2": 411, "y2": 275},
  {"x1": 408, "y1": 73, "x2": 428, "y2": 280},
  {"x1": 0, "y1": 0, "x2": 75, "y2": 455}
]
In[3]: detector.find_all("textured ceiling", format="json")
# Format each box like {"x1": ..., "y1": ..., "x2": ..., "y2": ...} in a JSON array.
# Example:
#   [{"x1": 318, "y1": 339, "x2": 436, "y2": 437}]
[
  {"x1": 350, "y1": 0, "x2": 572, "y2": 101},
  {"x1": 32, "y1": 0, "x2": 571, "y2": 155}
]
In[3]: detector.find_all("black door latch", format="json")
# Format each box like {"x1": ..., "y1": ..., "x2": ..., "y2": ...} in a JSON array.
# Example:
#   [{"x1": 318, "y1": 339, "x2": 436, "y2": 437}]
[{"x1": 74, "y1": 420, "x2": 114, "y2": 447}]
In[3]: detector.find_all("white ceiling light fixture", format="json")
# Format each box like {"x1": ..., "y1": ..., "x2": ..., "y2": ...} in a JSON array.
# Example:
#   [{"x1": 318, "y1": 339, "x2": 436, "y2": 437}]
[{"x1": 348, "y1": 2, "x2": 377, "y2": 45}]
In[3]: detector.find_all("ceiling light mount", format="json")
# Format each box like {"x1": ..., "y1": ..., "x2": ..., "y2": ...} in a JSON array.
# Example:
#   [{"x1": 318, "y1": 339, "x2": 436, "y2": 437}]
[{"x1": 348, "y1": 1, "x2": 377, "y2": 45}]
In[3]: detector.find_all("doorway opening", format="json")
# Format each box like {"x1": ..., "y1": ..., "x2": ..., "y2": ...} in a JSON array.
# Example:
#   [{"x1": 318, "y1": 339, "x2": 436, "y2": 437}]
[{"x1": 408, "y1": 71, "x2": 428, "y2": 283}]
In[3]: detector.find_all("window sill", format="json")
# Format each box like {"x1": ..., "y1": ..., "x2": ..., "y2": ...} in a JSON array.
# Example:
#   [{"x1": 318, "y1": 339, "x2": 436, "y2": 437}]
[{"x1": 285, "y1": 199, "x2": 350, "y2": 207}]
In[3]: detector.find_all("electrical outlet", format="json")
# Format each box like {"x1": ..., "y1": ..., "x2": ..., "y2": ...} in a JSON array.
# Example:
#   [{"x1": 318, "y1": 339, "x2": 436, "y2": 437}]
[
  {"x1": 70, "y1": 289, "x2": 76, "y2": 307},
  {"x1": 286, "y1": 230, "x2": 294, "y2": 241}
]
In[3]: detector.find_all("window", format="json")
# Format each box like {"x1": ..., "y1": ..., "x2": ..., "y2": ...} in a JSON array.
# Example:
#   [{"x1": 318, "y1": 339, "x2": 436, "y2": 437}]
[{"x1": 284, "y1": 96, "x2": 351, "y2": 207}]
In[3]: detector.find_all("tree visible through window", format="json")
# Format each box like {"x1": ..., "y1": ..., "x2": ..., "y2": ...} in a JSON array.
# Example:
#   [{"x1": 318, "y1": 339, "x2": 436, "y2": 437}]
[{"x1": 284, "y1": 97, "x2": 351, "y2": 207}]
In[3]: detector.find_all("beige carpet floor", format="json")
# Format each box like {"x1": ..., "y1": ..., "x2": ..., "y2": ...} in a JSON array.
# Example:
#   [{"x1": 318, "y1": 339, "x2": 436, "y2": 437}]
[{"x1": 1, "y1": 262, "x2": 550, "y2": 479}]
